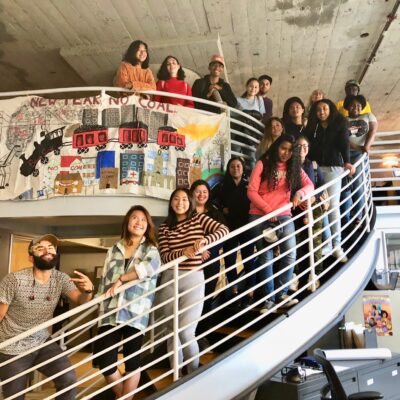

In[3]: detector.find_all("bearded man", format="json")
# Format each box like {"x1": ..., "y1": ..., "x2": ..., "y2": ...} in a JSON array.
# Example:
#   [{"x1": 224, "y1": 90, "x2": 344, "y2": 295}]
[{"x1": 0, "y1": 234, "x2": 94, "y2": 399}]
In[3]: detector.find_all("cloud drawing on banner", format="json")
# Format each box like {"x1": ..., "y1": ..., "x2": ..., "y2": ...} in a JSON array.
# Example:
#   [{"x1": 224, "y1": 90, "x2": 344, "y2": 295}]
[{"x1": 177, "y1": 123, "x2": 220, "y2": 140}]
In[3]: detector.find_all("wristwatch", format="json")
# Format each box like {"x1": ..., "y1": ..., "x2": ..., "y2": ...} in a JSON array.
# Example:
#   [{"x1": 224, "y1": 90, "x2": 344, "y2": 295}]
[{"x1": 85, "y1": 285, "x2": 94, "y2": 294}]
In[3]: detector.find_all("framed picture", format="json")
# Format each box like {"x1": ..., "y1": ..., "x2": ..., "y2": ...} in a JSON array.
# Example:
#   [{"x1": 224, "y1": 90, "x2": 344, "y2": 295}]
[{"x1": 95, "y1": 266, "x2": 103, "y2": 279}]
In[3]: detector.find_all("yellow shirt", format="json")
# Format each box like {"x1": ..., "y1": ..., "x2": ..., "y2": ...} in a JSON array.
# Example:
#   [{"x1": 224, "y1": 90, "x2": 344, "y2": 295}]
[{"x1": 336, "y1": 99, "x2": 371, "y2": 117}]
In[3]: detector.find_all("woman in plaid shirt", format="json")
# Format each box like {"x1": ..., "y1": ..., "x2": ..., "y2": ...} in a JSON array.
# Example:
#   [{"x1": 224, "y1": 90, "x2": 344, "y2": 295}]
[{"x1": 93, "y1": 205, "x2": 161, "y2": 399}]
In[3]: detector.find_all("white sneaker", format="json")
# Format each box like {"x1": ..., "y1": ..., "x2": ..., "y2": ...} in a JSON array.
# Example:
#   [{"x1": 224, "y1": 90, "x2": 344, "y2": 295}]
[
  {"x1": 333, "y1": 248, "x2": 348, "y2": 263},
  {"x1": 289, "y1": 273, "x2": 299, "y2": 292},
  {"x1": 307, "y1": 274, "x2": 320, "y2": 291},
  {"x1": 263, "y1": 227, "x2": 278, "y2": 243}
]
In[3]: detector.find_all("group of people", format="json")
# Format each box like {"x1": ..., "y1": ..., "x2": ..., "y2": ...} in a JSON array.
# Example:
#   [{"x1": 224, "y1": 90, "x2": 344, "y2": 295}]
[{"x1": 0, "y1": 39, "x2": 379, "y2": 399}]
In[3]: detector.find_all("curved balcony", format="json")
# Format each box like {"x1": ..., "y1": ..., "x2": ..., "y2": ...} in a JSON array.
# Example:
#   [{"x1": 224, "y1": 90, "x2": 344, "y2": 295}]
[{"x1": 0, "y1": 88, "x2": 399, "y2": 399}]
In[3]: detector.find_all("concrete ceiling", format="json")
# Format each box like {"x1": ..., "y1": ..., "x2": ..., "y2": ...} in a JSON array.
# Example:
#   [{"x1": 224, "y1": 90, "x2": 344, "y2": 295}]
[{"x1": 0, "y1": 0, "x2": 399, "y2": 130}]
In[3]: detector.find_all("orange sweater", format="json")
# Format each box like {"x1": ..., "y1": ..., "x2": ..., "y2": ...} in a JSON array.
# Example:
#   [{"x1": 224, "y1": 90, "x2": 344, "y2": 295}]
[{"x1": 114, "y1": 62, "x2": 156, "y2": 91}]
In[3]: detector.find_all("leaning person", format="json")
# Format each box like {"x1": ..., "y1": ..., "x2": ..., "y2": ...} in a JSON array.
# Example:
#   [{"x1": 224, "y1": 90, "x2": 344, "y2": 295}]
[
  {"x1": 114, "y1": 40, "x2": 156, "y2": 95},
  {"x1": 93, "y1": 205, "x2": 160, "y2": 400},
  {"x1": 248, "y1": 134, "x2": 314, "y2": 313},
  {"x1": 0, "y1": 234, "x2": 94, "y2": 400},
  {"x1": 157, "y1": 188, "x2": 229, "y2": 374}
]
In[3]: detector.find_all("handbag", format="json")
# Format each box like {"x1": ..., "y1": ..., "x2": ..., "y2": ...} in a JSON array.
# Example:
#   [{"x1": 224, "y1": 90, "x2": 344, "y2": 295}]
[{"x1": 312, "y1": 161, "x2": 330, "y2": 211}]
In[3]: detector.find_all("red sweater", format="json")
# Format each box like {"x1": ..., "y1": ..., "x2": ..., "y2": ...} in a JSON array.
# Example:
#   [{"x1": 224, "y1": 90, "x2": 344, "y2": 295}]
[
  {"x1": 154, "y1": 78, "x2": 194, "y2": 108},
  {"x1": 248, "y1": 160, "x2": 314, "y2": 217}
]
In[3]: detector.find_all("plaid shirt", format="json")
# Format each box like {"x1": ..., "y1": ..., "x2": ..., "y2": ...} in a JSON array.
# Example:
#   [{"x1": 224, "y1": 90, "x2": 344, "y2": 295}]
[{"x1": 97, "y1": 239, "x2": 160, "y2": 331}]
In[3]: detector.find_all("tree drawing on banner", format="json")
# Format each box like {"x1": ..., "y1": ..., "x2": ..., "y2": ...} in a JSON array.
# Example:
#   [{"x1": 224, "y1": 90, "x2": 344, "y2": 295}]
[{"x1": 212, "y1": 130, "x2": 229, "y2": 171}]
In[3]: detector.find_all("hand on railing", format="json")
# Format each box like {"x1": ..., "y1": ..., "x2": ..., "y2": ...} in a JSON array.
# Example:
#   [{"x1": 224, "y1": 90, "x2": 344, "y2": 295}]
[
  {"x1": 106, "y1": 278, "x2": 123, "y2": 297},
  {"x1": 344, "y1": 162, "x2": 356, "y2": 176}
]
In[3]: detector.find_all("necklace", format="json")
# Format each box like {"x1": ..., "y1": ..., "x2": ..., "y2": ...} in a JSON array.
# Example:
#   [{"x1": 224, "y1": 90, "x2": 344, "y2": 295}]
[{"x1": 30, "y1": 270, "x2": 53, "y2": 301}]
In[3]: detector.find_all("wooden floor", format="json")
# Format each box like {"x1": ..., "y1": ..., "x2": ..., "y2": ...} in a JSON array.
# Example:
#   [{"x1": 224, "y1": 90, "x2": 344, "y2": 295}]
[{"x1": 23, "y1": 350, "x2": 220, "y2": 399}]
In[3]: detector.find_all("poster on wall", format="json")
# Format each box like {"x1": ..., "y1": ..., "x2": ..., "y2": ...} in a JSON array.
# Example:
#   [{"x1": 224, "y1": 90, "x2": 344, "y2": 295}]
[
  {"x1": 0, "y1": 94, "x2": 229, "y2": 201},
  {"x1": 363, "y1": 295, "x2": 393, "y2": 336}
]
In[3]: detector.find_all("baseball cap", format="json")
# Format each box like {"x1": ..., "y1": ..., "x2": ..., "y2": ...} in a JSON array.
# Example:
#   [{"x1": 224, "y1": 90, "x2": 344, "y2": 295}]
[
  {"x1": 28, "y1": 234, "x2": 59, "y2": 255},
  {"x1": 345, "y1": 79, "x2": 360, "y2": 88},
  {"x1": 209, "y1": 54, "x2": 225, "y2": 67}
]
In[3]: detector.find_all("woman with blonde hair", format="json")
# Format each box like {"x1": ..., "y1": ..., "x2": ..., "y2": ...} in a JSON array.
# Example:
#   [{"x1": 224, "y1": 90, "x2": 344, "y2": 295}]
[{"x1": 256, "y1": 117, "x2": 285, "y2": 159}]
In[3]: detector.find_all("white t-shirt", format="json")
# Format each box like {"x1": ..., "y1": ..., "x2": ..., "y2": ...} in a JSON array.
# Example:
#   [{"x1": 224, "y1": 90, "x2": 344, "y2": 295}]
[
  {"x1": 236, "y1": 96, "x2": 266, "y2": 114},
  {"x1": 347, "y1": 112, "x2": 377, "y2": 146}
]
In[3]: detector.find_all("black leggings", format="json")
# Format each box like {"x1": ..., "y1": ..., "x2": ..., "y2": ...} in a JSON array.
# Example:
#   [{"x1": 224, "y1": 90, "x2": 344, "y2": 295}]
[{"x1": 93, "y1": 325, "x2": 143, "y2": 376}]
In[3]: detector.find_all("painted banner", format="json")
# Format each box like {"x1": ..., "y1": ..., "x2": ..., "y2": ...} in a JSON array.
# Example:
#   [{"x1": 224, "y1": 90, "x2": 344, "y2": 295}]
[
  {"x1": 363, "y1": 295, "x2": 393, "y2": 336},
  {"x1": 0, "y1": 94, "x2": 229, "y2": 201}
]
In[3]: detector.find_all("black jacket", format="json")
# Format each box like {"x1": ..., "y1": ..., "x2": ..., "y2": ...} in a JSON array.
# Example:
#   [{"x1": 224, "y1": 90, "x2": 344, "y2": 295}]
[
  {"x1": 212, "y1": 177, "x2": 250, "y2": 231},
  {"x1": 305, "y1": 117, "x2": 350, "y2": 167},
  {"x1": 192, "y1": 75, "x2": 237, "y2": 113}
]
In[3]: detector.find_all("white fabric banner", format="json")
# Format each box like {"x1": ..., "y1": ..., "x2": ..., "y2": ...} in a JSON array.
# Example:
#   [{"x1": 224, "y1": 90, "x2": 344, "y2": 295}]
[{"x1": 0, "y1": 94, "x2": 229, "y2": 201}]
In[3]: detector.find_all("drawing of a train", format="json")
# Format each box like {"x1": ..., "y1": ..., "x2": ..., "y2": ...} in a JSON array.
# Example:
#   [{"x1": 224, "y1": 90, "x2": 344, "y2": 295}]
[
  {"x1": 20, "y1": 127, "x2": 65, "y2": 177},
  {"x1": 73, "y1": 125, "x2": 108, "y2": 154},
  {"x1": 119, "y1": 122, "x2": 148, "y2": 149},
  {"x1": 72, "y1": 124, "x2": 186, "y2": 152}
]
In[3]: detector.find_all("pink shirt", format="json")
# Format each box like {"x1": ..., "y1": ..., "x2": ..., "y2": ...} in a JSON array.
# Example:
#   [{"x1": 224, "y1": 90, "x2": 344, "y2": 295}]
[{"x1": 248, "y1": 160, "x2": 314, "y2": 217}]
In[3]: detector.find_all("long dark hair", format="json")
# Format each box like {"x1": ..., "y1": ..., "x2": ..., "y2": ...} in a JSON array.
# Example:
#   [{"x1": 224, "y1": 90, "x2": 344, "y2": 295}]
[
  {"x1": 123, "y1": 40, "x2": 150, "y2": 69},
  {"x1": 306, "y1": 98, "x2": 344, "y2": 132},
  {"x1": 157, "y1": 55, "x2": 186, "y2": 81},
  {"x1": 190, "y1": 179, "x2": 214, "y2": 211},
  {"x1": 261, "y1": 134, "x2": 302, "y2": 199},
  {"x1": 121, "y1": 205, "x2": 157, "y2": 247},
  {"x1": 282, "y1": 96, "x2": 305, "y2": 124},
  {"x1": 223, "y1": 157, "x2": 246, "y2": 185},
  {"x1": 164, "y1": 188, "x2": 194, "y2": 228}
]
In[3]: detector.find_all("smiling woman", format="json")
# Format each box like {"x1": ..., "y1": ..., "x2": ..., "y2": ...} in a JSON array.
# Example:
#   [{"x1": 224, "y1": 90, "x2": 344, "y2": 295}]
[
  {"x1": 114, "y1": 40, "x2": 156, "y2": 93},
  {"x1": 156, "y1": 188, "x2": 229, "y2": 374},
  {"x1": 154, "y1": 55, "x2": 194, "y2": 108},
  {"x1": 92, "y1": 205, "x2": 161, "y2": 400}
]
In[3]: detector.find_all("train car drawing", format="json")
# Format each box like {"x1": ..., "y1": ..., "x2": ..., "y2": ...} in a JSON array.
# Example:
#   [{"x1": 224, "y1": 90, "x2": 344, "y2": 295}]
[
  {"x1": 19, "y1": 127, "x2": 65, "y2": 177},
  {"x1": 72, "y1": 126, "x2": 108, "y2": 153},
  {"x1": 118, "y1": 121, "x2": 148, "y2": 149},
  {"x1": 157, "y1": 126, "x2": 186, "y2": 151}
]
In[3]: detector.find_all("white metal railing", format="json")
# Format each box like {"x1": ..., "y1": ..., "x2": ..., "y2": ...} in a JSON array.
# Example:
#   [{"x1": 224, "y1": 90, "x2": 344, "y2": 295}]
[
  {"x1": 0, "y1": 155, "x2": 374, "y2": 400},
  {"x1": 0, "y1": 87, "x2": 395, "y2": 399}
]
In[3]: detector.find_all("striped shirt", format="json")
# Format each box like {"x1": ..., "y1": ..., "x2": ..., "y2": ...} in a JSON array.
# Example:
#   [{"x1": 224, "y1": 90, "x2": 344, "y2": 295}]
[{"x1": 158, "y1": 213, "x2": 229, "y2": 269}]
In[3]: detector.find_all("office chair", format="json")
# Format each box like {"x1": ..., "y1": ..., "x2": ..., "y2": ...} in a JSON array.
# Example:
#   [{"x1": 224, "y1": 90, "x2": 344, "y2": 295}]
[{"x1": 313, "y1": 349, "x2": 383, "y2": 400}]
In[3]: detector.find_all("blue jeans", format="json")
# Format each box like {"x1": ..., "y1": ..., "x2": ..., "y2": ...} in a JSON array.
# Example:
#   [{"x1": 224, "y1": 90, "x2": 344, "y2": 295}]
[
  {"x1": 249, "y1": 214, "x2": 296, "y2": 302},
  {"x1": 350, "y1": 150, "x2": 366, "y2": 219},
  {"x1": 320, "y1": 166, "x2": 343, "y2": 248},
  {"x1": 340, "y1": 178, "x2": 352, "y2": 226}
]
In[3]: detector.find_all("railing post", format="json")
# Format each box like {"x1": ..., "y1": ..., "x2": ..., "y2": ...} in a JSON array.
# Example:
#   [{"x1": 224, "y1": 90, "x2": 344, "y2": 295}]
[
  {"x1": 306, "y1": 198, "x2": 316, "y2": 292},
  {"x1": 362, "y1": 154, "x2": 371, "y2": 233},
  {"x1": 172, "y1": 262, "x2": 180, "y2": 381},
  {"x1": 149, "y1": 311, "x2": 155, "y2": 354}
]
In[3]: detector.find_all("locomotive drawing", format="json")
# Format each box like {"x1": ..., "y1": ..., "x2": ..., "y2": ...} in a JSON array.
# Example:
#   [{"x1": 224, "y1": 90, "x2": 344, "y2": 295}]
[{"x1": 20, "y1": 127, "x2": 65, "y2": 177}]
